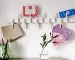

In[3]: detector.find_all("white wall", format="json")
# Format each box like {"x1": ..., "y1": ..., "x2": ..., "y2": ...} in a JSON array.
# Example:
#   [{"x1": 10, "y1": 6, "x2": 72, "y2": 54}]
[{"x1": 0, "y1": 0, "x2": 75, "y2": 60}]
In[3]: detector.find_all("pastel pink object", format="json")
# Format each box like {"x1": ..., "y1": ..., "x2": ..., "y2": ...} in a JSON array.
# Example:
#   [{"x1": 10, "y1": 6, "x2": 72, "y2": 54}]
[
  {"x1": 52, "y1": 24, "x2": 72, "y2": 46},
  {"x1": 52, "y1": 32, "x2": 65, "y2": 46},
  {"x1": 0, "y1": 37, "x2": 7, "y2": 44}
]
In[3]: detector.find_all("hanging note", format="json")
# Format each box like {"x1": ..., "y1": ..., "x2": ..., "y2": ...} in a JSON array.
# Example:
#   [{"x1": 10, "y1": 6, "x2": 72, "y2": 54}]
[
  {"x1": 52, "y1": 24, "x2": 73, "y2": 46},
  {"x1": 1, "y1": 24, "x2": 24, "y2": 42},
  {"x1": 59, "y1": 9, "x2": 75, "y2": 18}
]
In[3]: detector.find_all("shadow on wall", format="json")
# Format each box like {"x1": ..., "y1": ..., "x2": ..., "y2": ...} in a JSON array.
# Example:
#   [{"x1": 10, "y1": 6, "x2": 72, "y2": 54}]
[{"x1": 9, "y1": 41, "x2": 25, "y2": 58}]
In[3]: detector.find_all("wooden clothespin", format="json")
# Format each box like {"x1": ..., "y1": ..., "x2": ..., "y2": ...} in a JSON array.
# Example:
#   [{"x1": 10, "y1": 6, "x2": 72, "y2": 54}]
[
  {"x1": 51, "y1": 22, "x2": 53, "y2": 37},
  {"x1": 50, "y1": 18, "x2": 54, "y2": 37},
  {"x1": 42, "y1": 13, "x2": 47, "y2": 23},
  {"x1": 56, "y1": 13, "x2": 62, "y2": 28},
  {"x1": 24, "y1": 19, "x2": 30, "y2": 29},
  {"x1": 18, "y1": 14, "x2": 22, "y2": 25},
  {"x1": 44, "y1": 13, "x2": 47, "y2": 18},
  {"x1": 66, "y1": 11, "x2": 69, "y2": 23},
  {"x1": 42, "y1": 17, "x2": 45, "y2": 23},
  {"x1": 12, "y1": 19, "x2": 15, "y2": 29},
  {"x1": 58, "y1": 18, "x2": 62, "y2": 28},
  {"x1": 7, "y1": 19, "x2": 15, "y2": 29},
  {"x1": 24, "y1": 19, "x2": 27, "y2": 29},
  {"x1": 30, "y1": 17, "x2": 33, "y2": 23},
  {"x1": 18, "y1": 13, "x2": 23, "y2": 19},
  {"x1": 37, "y1": 18, "x2": 42, "y2": 29}
]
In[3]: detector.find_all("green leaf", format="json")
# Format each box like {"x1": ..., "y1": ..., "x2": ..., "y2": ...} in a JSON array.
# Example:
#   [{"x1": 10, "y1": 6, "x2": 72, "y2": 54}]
[
  {"x1": 50, "y1": 32, "x2": 51, "y2": 36},
  {"x1": 44, "y1": 41, "x2": 46, "y2": 44},
  {"x1": 41, "y1": 33, "x2": 46, "y2": 41},
  {"x1": 40, "y1": 43, "x2": 42, "y2": 46},
  {"x1": 48, "y1": 40, "x2": 52, "y2": 43},
  {"x1": 52, "y1": 35, "x2": 59, "y2": 39}
]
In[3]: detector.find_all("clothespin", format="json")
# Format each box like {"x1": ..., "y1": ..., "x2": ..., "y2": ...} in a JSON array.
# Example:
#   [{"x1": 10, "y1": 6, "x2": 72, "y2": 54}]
[
  {"x1": 65, "y1": 11, "x2": 69, "y2": 23},
  {"x1": 37, "y1": 18, "x2": 42, "y2": 29},
  {"x1": 66, "y1": 11, "x2": 68, "y2": 20},
  {"x1": 30, "y1": 17, "x2": 33, "y2": 23},
  {"x1": 60, "y1": 20, "x2": 62, "y2": 28},
  {"x1": 7, "y1": 19, "x2": 15, "y2": 29},
  {"x1": 57, "y1": 14, "x2": 62, "y2": 28},
  {"x1": 60, "y1": 19, "x2": 63, "y2": 28},
  {"x1": 18, "y1": 14, "x2": 22, "y2": 25},
  {"x1": 42, "y1": 13, "x2": 47, "y2": 23},
  {"x1": 12, "y1": 19, "x2": 15, "y2": 29},
  {"x1": 50, "y1": 18, "x2": 54, "y2": 37},
  {"x1": 20, "y1": 13, "x2": 23, "y2": 19},
  {"x1": 49, "y1": 18, "x2": 51, "y2": 23},
  {"x1": 44, "y1": 13, "x2": 47, "y2": 18},
  {"x1": 24, "y1": 19, "x2": 27, "y2": 29},
  {"x1": 24, "y1": 18, "x2": 30, "y2": 29},
  {"x1": 51, "y1": 22, "x2": 53, "y2": 37},
  {"x1": 42, "y1": 17, "x2": 45, "y2": 23},
  {"x1": 57, "y1": 13, "x2": 62, "y2": 28},
  {"x1": 57, "y1": 18, "x2": 62, "y2": 28}
]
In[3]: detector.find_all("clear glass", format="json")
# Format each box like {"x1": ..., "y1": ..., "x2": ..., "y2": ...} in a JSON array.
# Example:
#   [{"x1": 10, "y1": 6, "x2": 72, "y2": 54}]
[{"x1": 39, "y1": 48, "x2": 48, "y2": 59}]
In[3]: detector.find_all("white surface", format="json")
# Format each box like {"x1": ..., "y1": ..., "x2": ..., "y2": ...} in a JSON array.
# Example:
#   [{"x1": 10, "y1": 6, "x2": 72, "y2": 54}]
[
  {"x1": 37, "y1": 18, "x2": 43, "y2": 23},
  {"x1": 51, "y1": 17, "x2": 56, "y2": 23},
  {"x1": 0, "y1": 0, "x2": 75, "y2": 60},
  {"x1": 25, "y1": 18, "x2": 31, "y2": 23},
  {"x1": 31, "y1": 18, "x2": 37, "y2": 24},
  {"x1": 56, "y1": 18, "x2": 62, "y2": 23},
  {"x1": 43, "y1": 18, "x2": 50, "y2": 23}
]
